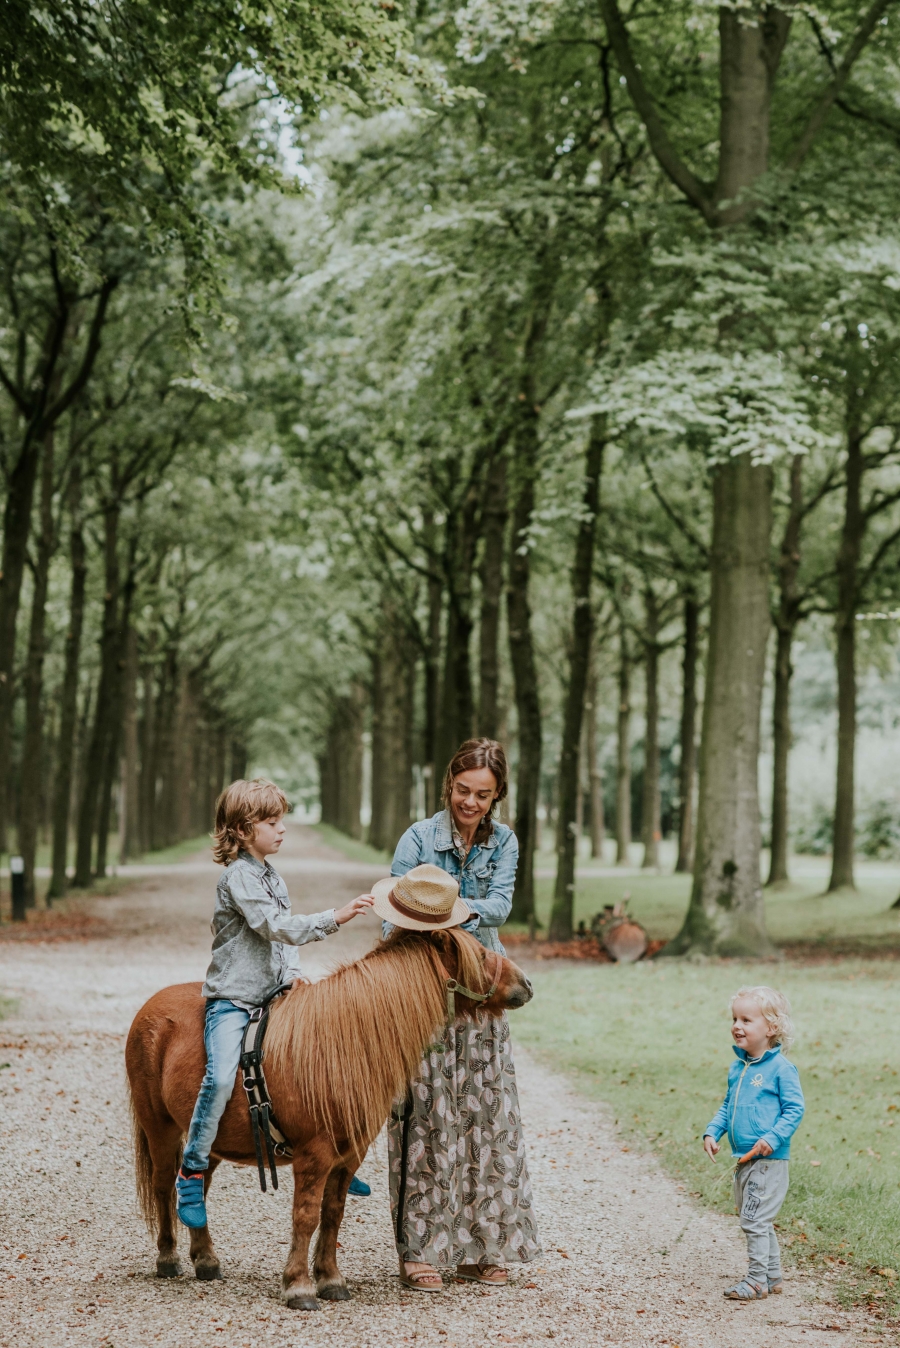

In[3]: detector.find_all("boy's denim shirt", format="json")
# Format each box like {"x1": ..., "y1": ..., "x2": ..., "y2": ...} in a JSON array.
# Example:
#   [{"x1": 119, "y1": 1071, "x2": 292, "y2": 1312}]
[
  {"x1": 383, "y1": 809, "x2": 519, "y2": 954},
  {"x1": 202, "y1": 851, "x2": 338, "y2": 1007},
  {"x1": 704, "y1": 1045, "x2": 805, "y2": 1160}
]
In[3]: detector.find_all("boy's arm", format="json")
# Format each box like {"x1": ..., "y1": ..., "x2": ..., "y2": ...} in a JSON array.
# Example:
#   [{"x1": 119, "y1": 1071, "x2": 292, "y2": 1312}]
[
  {"x1": 226, "y1": 867, "x2": 338, "y2": 946},
  {"x1": 759, "y1": 1064, "x2": 805, "y2": 1153},
  {"x1": 704, "y1": 1079, "x2": 733, "y2": 1141}
]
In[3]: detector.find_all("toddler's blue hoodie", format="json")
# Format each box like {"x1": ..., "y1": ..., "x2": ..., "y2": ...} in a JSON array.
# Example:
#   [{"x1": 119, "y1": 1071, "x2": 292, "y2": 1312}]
[{"x1": 704, "y1": 1045, "x2": 805, "y2": 1159}]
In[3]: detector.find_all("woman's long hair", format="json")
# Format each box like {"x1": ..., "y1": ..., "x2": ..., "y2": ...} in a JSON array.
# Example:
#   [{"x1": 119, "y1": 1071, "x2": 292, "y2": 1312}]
[{"x1": 441, "y1": 738, "x2": 509, "y2": 846}]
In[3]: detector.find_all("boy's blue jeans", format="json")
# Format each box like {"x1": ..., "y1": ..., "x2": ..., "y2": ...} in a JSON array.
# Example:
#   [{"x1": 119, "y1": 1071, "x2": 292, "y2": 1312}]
[{"x1": 182, "y1": 999, "x2": 250, "y2": 1174}]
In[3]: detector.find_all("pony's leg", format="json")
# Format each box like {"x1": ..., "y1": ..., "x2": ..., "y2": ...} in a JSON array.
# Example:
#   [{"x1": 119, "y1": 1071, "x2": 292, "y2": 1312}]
[
  {"x1": 283, "y1": 1142, "x2": 335, "y2": 1310},
  {"x1": 189, "y1": 1158, "x2": 222, "y2": 1281},
  {"x1": 313, "y1": 1162, "x2": 355, "y2": 1301},
  {"x1": 148, "y1": 1123, "x2": 184, "y2": 1278}
]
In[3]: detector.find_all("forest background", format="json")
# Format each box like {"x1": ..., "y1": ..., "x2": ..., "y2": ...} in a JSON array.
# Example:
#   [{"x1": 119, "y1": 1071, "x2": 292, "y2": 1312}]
[{"x1": 3, "y1": 1, "x2": 900, "y2": 961}]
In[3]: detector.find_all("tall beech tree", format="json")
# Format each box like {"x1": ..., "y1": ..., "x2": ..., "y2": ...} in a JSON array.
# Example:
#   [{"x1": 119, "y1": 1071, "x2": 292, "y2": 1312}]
[
  {"x1": 549, "y1": 418, "x2": 604, "y2": 940},
  {"x1": 599, "y1": 0, "x2": 894, "y2": 955}
]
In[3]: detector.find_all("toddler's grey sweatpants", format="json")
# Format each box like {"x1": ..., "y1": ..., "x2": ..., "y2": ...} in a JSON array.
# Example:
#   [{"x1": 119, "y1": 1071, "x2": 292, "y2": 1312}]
[{"x1": 732, "y1": 1158, "x2": 790, "y2": 1286}]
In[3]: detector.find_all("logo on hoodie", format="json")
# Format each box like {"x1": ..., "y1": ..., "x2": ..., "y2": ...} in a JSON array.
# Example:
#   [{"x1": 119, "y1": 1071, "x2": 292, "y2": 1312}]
[{"x1": 751, "y1": 1073, "x2": 764, "y2": 1087}]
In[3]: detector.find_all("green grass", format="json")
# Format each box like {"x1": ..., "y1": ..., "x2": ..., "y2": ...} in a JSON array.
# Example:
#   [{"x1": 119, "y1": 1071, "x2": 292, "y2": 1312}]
[
  {"x1": 311, "y1": 823, "x2": 391, "y2": 867},
  {"x1": 513, "y1": 959, "x2": 900, "y2": 1312},
  {"x1": 510, "y1": 869, "x2": 900, "y2": 952}
]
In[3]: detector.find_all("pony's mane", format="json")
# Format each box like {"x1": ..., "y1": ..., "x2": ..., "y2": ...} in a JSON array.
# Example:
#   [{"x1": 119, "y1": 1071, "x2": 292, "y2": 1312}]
[{"x1": 264, "y1": 927, "x2": 490, "y2": 1152}]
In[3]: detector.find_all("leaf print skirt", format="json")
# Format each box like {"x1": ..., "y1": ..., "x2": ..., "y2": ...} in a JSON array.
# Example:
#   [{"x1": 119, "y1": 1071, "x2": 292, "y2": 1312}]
[{"x1": 387, "y1": 1012, "x2": 542, "y2": 1267}]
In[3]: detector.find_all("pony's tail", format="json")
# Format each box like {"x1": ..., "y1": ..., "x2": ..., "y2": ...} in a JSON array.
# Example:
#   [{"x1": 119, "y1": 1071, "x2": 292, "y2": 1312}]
[{"x1": 128, "y1": 1085, "x2": 181, "y2": 1234}]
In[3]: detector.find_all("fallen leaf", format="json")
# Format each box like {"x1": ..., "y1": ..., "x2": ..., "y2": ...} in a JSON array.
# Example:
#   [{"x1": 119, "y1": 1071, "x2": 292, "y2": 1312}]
[{"x1": 811, "y1": 1160, "x2": 821, "y2": 1167}]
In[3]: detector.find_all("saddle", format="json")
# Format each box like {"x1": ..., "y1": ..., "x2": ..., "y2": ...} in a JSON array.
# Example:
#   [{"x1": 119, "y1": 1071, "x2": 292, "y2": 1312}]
[{"x1": 240, "y1": 983, "x2": 294, "y2": 1192}]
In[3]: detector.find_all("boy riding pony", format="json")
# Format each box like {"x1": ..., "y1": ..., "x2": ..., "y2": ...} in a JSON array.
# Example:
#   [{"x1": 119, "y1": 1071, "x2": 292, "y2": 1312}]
[{"x1": 176, "y1": 778, "x2": 373, "y2": 1229}]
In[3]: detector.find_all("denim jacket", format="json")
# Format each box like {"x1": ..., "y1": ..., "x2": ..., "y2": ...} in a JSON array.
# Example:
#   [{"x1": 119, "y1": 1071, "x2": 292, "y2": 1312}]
[
  {"x1": 384, "y1": 809, "x2": 519, "y2": 954},
  {"x1": 201, "y1": 851, "x2": 338, "y2": 1006},
  {"x1": 704, "y1": 1045, "x2": 805, "y2": 1160}
]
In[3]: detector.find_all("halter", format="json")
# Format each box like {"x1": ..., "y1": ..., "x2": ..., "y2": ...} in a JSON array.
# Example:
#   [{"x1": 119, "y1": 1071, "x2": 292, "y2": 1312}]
[{"x1": 440, "y1": 949, "x2": 499, "y2": 1023}]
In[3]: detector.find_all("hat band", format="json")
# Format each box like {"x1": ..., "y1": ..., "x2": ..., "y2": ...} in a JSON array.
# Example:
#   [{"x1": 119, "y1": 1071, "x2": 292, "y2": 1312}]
[{"x1": 388, "y1": 886, "x2": 454, "y2": 926}]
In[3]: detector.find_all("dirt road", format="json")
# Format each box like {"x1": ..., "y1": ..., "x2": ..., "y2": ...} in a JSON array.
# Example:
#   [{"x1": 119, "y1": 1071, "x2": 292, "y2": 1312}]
[{"x1": 0, "y1": 825, "x2": 871, "y2": 1347}]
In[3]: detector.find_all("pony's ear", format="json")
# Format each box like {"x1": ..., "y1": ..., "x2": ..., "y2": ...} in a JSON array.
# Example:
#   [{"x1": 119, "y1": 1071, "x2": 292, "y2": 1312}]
[{"x1": 431, "y1": 929, "x2": 451, "y2": 956}]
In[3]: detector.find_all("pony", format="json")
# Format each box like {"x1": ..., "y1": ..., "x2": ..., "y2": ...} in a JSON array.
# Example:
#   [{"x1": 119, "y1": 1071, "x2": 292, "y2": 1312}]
[{"x1": 125, "y1": 927, "x2": 533, "y2": 1309}]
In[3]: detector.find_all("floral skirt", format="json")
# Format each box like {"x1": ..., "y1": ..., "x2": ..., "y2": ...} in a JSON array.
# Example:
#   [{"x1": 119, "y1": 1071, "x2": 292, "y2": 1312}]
[{"x1": 387, "y1": 1012, "x2": 542, "y2": 1267}]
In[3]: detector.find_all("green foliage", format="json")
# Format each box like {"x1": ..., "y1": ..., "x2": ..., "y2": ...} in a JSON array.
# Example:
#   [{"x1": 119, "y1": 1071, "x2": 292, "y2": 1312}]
[{"x1": 513, "y1": 958, "x2": 900, "y2": 1306}]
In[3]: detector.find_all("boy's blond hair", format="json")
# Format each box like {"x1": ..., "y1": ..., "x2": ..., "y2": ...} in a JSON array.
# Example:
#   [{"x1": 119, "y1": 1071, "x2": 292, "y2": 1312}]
[
  {"x1": 212, "y1": 778, "x2": 291, "y2": 865},
  {"x1": 730, "y1": 985, "x2": 795, "y2": 1053}
]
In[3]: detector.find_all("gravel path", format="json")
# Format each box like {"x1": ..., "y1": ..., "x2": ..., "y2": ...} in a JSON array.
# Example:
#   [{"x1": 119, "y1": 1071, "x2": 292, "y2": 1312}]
[{"x1": 0, "y1": 825, "x2": 874, "y2": 1347}]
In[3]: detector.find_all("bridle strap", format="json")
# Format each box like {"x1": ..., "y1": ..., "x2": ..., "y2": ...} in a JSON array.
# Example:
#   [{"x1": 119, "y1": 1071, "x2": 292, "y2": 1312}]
[{"x1": 440, "y1": 950, "x2": 499, "y2": 1023}]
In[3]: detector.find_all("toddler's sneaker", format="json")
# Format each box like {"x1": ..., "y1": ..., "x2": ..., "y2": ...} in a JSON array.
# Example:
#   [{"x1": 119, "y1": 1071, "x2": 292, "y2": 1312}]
[
  {"x1": 348, "y1": 1175, "x2": 371, "y2": 1196},
  {"x1": 176, "y1": 1169, "x2": 208, "y2": 1228}
]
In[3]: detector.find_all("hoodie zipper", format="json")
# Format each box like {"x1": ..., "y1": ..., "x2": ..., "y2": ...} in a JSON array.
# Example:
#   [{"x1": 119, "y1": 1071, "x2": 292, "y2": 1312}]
[{"x1": 729, "y1": 1059, "x2": 751, "y2": 1153}]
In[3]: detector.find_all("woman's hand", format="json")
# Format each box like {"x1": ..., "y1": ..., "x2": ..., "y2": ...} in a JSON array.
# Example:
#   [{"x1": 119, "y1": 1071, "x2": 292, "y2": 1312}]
[
  {"x1": 703, "y1": 1135, "x2": 720, "y2": 1161},
  {"x1": 335, "y1": 894, "x2": 375, "y2": 925}
]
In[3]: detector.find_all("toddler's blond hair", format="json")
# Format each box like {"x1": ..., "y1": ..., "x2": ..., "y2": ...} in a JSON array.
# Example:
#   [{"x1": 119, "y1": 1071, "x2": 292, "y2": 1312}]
[
  {"x1": 212, "y1": 778, "x2": 291, "y2": 865},
  {"x1": 730, "y1": 985, "x2": 795, "y2": 1053}
]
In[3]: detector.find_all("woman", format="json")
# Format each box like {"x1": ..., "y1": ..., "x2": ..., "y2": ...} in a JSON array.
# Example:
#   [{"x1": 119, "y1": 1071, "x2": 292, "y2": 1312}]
[{"x1": 375, "y1": 737, "x2": 542, "y2": 1291}]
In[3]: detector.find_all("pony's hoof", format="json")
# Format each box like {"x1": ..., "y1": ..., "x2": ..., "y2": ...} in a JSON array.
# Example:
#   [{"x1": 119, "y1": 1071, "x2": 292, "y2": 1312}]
[
  {"x1": 156, "y1": 1260, "x2": 182, "y2": 1278},
  {"x1": 318, "y1": 1283, "x2": 351, "y2": 1301},
  {"x1": 286, "y1": 1293, "x2": 321, "y2": 1311},
  {"x1": 195, "y1": 1263, "x2": 222, "y2": 1282}
]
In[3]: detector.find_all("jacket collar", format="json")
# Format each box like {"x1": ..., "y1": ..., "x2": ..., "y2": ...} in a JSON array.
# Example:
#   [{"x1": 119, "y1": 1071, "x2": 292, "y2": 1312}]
[
  {"x1": 434, "y1": 808, "x2": 499, "y2": 853},
  {"x1": 238, "y1": 849, "x2": 269, "y2": 873},
  {"x1": 732, "y1": 1044, "x2": 782, "y2": 1064}
]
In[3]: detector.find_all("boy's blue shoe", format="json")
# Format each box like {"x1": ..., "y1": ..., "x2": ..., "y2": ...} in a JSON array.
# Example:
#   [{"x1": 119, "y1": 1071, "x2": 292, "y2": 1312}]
[
  {"x1": 176, "y1": 1170, "x2": 208, "y2": 1228},
  {"x1": 348, "y1": 1175, "x2": 370, "y2": 1197}
]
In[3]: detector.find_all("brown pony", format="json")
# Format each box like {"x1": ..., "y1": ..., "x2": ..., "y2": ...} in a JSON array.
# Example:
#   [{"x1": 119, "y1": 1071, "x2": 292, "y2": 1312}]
[{"x1": 125, "y1": 927, "x2": 532, "y2": 1309}]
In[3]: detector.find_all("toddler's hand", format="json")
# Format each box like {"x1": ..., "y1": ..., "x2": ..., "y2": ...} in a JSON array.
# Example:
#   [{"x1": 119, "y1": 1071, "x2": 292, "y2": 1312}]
[
  {"x1": 335, "y1": 894, "x2": 375, "y2": 925},
  {"x1": 703, "y1": 1135, "x2": 719, "y2": 1161},
  {"x1": 737, "y1": 1138, "x2": 773, "y2": 1164}
]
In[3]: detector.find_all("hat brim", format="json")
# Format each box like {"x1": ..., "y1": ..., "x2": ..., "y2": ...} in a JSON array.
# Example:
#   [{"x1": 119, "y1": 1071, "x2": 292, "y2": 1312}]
[{"x1": 370, "y1": 875, "x2": 471, "y2": 932}]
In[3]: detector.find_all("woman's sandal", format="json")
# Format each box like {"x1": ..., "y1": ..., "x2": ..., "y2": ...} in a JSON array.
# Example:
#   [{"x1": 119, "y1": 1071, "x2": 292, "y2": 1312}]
[
  {"x1": 399, "y1": 1260, "x2": 443, "y2": 1293},
  {"x1": 724, "y1": 1279, "x2": 767, "y2": 1300},
  {"x1": 455, "y1": 1264, "x2": 508, "y2": 1286}
]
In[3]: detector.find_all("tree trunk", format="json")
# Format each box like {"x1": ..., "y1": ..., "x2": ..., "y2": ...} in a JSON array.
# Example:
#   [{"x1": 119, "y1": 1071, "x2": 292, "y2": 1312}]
[
  {"x1": 506, "y1": 252, "x2": 559, "y2": 927},
  {"x1": 829, "y1": 433, "x2": 863, "y2": 891},
  {"x1": 615, "y1": 627, "x2": 632, "y2": 865},
  {"x1": 96, "y1": 569, "x2": 135, "y2": 874},
  {"x1": 667, "y1": 458, "x2": 773, "y2": 956},
  {"x1": 0, "y1": 281, "x2": 115, "y2": 850},
  {"x1": 73, "y1": 503, "x2": 121, "y2": 885},
  {"x1": 49, "y1": 467, "x2": 87, "y2": 901},
  {"x1": 641, "y1": 589, "x2": 661, "y2": 871},
  {"x1": 675, "y1": 593, "x2": 699, "y2": 874},
  {"x1": 18, "y1": 428, "x2": 56, "y2": 908},
  {"x1": 768, "y1": 454, "x2": 804, "y2": 886},
  {"x1": 586, "y1": 653, "x2": 604, "y2": 859},
  {"x1": 423, "y1": 515, "x2": 443, "y2": 816},
  {"x1": 320, "y1": 688, "x2": 364, "y2": 839},
  {"x1": 119, "y1": 625, "x2": 140, "y2": 862},
  {"x1": 506, "y1": 415, "x2": 542, "y2": 926},
  {"x1": 370, "y1": 611, "x2": 415, "y2": 853},
  {"x1": 436, "y1": 470, "x2": 481, "y2": 784},
  {"x1": 549, "y1": 423, "x2": 604, "y2": 940},
  {"x1": 478, "y1": 449, "x2": 508, "y2": 739},
  {"x1": 137, "y1": 654, "x2": 158, "y2": 855}
]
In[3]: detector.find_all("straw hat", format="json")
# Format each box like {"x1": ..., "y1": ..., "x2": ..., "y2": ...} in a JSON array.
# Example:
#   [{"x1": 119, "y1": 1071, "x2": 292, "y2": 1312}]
[{"x1": 371, "y1": 864, "x2": 470, "y2": 932}]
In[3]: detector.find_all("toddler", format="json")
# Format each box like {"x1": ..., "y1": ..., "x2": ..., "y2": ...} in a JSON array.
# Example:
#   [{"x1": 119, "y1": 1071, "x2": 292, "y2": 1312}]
[
  {"x1": 703, "y1": 985, "x2": 805, "y2": 1301},
  {"x1": 176, "y1": 778, "x2": 373, "y2": 1229}
]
